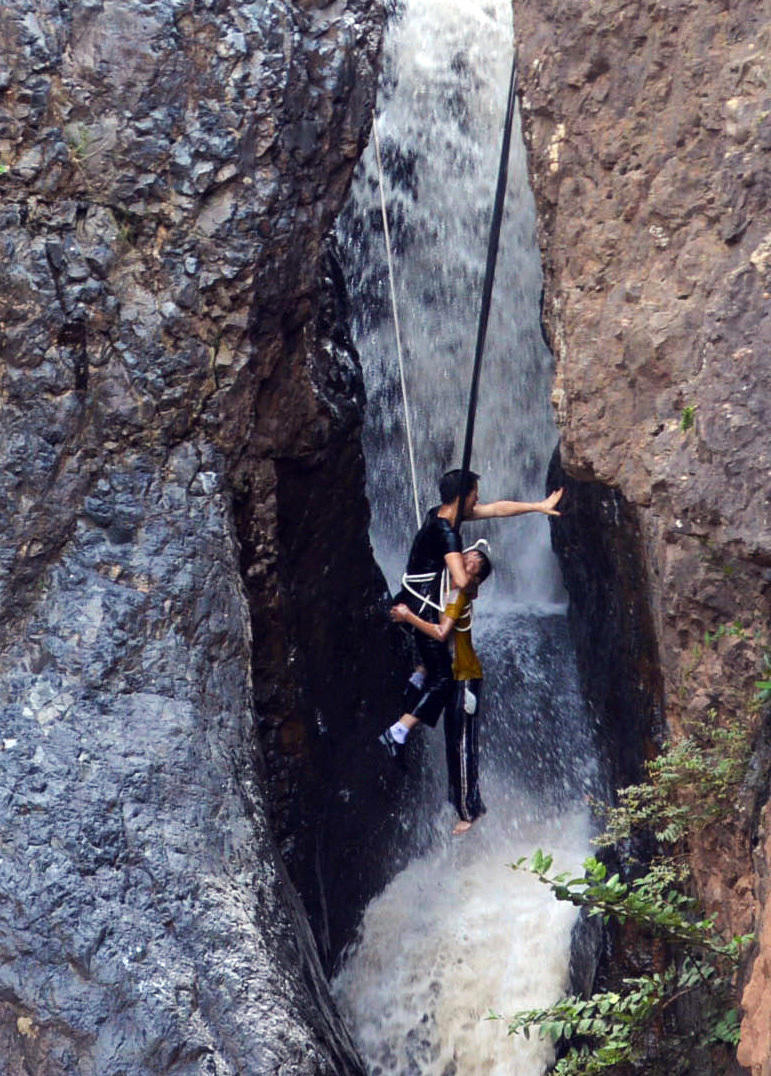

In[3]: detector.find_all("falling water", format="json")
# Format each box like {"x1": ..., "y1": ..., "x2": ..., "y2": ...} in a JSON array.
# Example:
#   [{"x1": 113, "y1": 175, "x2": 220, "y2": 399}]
[
  {"x1": 333, "y1": 0, "x2": 602, "y2": 1071},
  {"x1": 339, "y1": 0, "x2": 561, "y2": 601}
]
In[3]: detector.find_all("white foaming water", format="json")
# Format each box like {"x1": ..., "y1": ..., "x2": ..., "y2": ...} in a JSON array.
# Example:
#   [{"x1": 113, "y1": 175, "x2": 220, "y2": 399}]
[
  {"x1": 332, "y1": 799, "x2": 588, "y2": 1075},
  {"x1": 334, "y1": 0, "x2": 598, "y2": 1071}
]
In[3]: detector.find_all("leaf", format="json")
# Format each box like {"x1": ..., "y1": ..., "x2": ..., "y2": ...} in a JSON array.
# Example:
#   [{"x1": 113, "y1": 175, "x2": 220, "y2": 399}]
[{"x1": 756, "y1": 680, "x2": 771, "y2": 701}]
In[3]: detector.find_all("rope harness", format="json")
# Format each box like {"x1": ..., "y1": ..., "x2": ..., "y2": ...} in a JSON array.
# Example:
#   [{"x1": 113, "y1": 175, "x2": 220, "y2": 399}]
[{"x1": 400, "y1": 538, "x2": 491, "y2": 632}]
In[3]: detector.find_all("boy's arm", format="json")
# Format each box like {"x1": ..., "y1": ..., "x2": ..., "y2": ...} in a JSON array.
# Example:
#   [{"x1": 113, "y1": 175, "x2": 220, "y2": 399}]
[
  {"x1": 470, "y1": 487, "x2": 563, "y2": 520},
  {"x1": 390, "y1": 604, "x2": 456, "y2": 642}
]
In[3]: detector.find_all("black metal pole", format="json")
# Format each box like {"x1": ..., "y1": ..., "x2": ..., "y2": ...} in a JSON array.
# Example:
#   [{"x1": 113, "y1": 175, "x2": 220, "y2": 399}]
[{"x1": 455, "y1": 48, "x2": 518, "y2": 532}]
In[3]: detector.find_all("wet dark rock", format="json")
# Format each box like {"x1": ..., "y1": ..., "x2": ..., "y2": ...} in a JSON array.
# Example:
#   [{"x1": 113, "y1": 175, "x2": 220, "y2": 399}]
[
  {"x1": 547, "y1": 451, "x2": 665, "y2": 790},
  {"x1": 0, "y1": 0, "x2": 392, "y2": 1070}
]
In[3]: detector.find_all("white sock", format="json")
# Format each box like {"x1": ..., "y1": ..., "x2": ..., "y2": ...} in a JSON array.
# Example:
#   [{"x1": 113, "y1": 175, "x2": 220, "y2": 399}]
[{"x1": 389, "y1": 721, "x2": 410, "y2": 744}]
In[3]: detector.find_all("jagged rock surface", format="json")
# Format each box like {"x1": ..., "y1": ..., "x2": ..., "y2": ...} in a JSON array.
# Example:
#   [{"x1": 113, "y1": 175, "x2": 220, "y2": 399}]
[
  {"x1": 0, "y1": 0, "x2": 388, "y2": 1071},
  {"x1": 514, "y1": 0, "x2": 771, "y2": 1070}
]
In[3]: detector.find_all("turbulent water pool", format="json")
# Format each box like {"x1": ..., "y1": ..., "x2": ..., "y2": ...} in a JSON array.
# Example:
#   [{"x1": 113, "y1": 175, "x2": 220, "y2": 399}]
[{"x1": 333, "y1": 801, "x2": 588, "y2": 1075}]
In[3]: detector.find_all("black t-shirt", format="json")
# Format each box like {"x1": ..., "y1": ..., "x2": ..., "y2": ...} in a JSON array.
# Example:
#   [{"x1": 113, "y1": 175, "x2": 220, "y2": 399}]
[{"x1": 403, "y1": 507, "x2": 462, "y2": 609}]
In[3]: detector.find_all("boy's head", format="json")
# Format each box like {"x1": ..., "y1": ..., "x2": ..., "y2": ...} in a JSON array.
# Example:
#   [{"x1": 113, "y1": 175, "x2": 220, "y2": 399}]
[
  {"x1": 463, "y1": 543, "x2": 492, "y2": 585},
  {"x1": 439, "y1": 468, "x2": 480, "y2": 508}
]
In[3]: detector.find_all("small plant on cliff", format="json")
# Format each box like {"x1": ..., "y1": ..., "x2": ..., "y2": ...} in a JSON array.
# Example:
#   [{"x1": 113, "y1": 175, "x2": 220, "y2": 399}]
[
  {"x1": 703, "y1": 619, "x2": 748, "y2": 646},
  {"x1": 592, "y1": 710, "x2": 752, "y2": 846},
  {"x1": 755, "y1": 653, "x2": 771, "y2": 704},
  {"x1": 66, "y1": 123, "x2": 92, "y2": 161},
  {"x1": 680, "y1": 405, "x2": 695, "y2": 432}
]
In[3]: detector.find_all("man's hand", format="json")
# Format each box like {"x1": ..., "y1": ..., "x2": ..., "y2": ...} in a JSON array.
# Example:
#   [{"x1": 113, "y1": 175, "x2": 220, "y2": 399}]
[
  {"x1": 539, "y1": 488, "x2": 564, "y2": 516},
  {"x1": 390, "y1": 603, "x2": 411, "y2": 623}
]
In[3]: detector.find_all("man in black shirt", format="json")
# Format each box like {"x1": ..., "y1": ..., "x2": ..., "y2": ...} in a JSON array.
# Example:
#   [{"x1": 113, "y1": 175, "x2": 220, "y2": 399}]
[{"x1": 379, "y1": 468, "x2": 562, "y2": 763}]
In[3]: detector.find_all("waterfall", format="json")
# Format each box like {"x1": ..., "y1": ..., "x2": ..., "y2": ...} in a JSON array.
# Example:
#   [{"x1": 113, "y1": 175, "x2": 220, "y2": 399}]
[
  {"x1": 333, "y1": 0, "x2": 602, "y2": 1071},
  {"x1": 338, "y1": 0, "x2": 561, "y2": 601}
]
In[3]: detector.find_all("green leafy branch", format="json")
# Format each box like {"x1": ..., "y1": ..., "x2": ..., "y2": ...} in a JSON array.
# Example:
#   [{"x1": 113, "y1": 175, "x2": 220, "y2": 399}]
[
  {"x1": 504, "y1": 852, "x2": 750, "y2": 1074},
  {"x1": 506, "y1": 970, "x2": 675, "y2": 1073},
  {"x1": 505, "y1": 962, "x2": 741, "y2": 1076},
  {"x1": 514, "y1": 852, "x2": 748, "y2": 958},
  {"x1": 501, "y1": 632, "x2": 767, "y2": 1073}
]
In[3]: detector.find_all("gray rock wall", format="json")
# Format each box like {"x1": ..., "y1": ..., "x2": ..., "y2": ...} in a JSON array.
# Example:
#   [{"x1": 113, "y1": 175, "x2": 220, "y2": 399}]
[{"x1": 0, "y1": 0, "x2": 387, "y2": 1070}]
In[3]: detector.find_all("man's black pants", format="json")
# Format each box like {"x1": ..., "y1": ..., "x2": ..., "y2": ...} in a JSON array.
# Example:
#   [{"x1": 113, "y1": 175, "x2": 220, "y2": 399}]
[{"x1": 409, "y1": 630, "x2": 454, "y2": 729}]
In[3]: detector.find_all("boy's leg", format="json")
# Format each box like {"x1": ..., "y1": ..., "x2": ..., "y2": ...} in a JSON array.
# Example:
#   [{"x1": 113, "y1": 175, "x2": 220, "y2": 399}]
[
  {"x1": 463, "y1": 680, "x2": 484, "y2": 818},
  {"x1": 385, "y1": 667, "x2": 426, "y2": 746},
  {"x1": 379, "y1": 630, "x2": 451, "y2": 769},
  {"x1": 386, "y1": 634, "x2": 452, "y2": 743},
  {"x1": 444, "y1": 682, "x2": 465, "y2": 818},
  {"x1": 445, "y1": 679, "x2": 485, "y2": 830}
]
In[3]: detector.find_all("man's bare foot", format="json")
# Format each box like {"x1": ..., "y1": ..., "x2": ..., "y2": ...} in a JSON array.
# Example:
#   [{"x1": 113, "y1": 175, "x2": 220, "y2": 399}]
[{"x1": 452, "y1": 819, "x2": 474, "y2": 836}]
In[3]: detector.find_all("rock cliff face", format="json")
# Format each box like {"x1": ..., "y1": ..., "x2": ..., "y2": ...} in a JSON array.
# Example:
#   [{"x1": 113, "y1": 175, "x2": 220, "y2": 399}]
[
  {"x1": 0, "y1": 0, "x2": 391, "y2": 1071},
  {"x1": 513, "y1": 0, "x2": 771, "y2": 1069}
]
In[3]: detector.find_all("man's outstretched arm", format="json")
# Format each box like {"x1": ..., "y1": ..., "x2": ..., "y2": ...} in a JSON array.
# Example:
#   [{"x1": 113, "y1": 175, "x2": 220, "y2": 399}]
[{"x1": 469, "y1": 487, "x2": 563, "y2": 520}]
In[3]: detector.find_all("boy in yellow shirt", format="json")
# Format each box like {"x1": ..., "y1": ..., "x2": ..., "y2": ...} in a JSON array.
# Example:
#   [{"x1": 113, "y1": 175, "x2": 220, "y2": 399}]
[{"x1": 389, "y1": 544, "x2": 491, "y2": 835}]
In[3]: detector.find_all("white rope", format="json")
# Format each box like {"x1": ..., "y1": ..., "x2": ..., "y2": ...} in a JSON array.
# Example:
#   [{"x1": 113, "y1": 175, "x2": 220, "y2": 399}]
[
  {"x1": 371, "y1": 110, "x2": 421, "y2": 529},
  {"x1": 401, "y1": 567, "x2": 471, "y2": 630},
  {"x1": 401, "y1": 539, "x2": 491, "y2": 628},
  {"x1": 401, "y1": 570, "x2": 446, "y2": 615}
]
